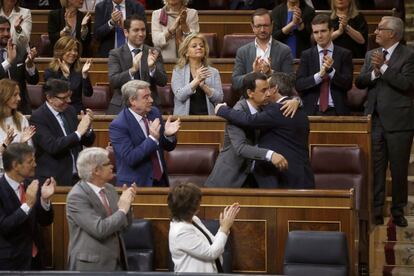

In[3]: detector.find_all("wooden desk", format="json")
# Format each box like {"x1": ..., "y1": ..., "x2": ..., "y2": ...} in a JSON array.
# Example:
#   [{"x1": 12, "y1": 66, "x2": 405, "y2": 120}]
[{"x1": 48, "y1": 187, "x2": 358, "y2": 274}]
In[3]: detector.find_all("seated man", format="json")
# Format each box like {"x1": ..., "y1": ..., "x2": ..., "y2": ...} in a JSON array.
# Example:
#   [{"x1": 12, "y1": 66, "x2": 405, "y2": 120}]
[
  {"x1": 107, "y1": 14, "x2": 167, "y2": 114},
  {"x1": 0, "y1": 143, "x2": 55, "y2": 270},
  {"x1": 30, "y1": 79, "x2": 95, "y2": 186},
  {"x1": 206, "y1": 72, "x2": 288, "y2": 188},
  {"x1": 216, "y1": 72, "x2": 315, "y2": 188},
  {"x1": 66, "y1": 147, "x2": 136, "y2": 271},
  {"x1": 109, "y1": 80, "x2": 180, "y2": 187}
]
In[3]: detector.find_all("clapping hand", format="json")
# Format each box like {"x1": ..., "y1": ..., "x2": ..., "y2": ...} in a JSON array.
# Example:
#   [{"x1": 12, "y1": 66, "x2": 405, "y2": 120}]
[
  {"x1": 292, "y1": 7, "x2": 302, "y2": 25},
  {"x1": 148, "y1": 118, "x2": 161, "y2": 140},
  {"x1": 25, "y1": 47, "x2": 37, "y2": 68},
  {"x1": 41, "y1": 177, "x2": 56, "y2": 201},
  {"x1": 82, "y1": 58, "x2": 93, "y2": 77},
  {"x1": 371, "y1": 50, "x2": 385, "y2": 72},
  {"x1": 20, "y1": 125, "x2": 36, "y2": 143},
  {"x1": 81, "y1": 12, "x2": 92, "y2": 27},
  {"x1": 164, "y1": 116, "x2": 180, "y2": 137},
  {"x1": 6, "y1": 38, "x2": 16, "y2": 64},
  {"x1": 4, "y1": 125, "x2": 16, "y2": 146},
  {"x1": 219, "y1": 203, "x2": 240, "y2": 234},
  {"x1": 148, "y1": 48, "x2": 159, "y2": 70},
  {"x1": 58, "y1": 58, "x2": 70, "y2": 77}
]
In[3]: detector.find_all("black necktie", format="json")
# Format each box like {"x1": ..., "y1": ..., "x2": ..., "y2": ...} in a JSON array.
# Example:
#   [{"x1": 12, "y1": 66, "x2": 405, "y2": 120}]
[
  {"x1": 132, "y1": 48, "x2": 141, "y2": 80},
  {"x1": 383, "y1": 50, "x2": 388, "y2": 61},
  {"x1": 192, "y1": 221, "x2": 224, "y2": 273},
  {"x1": 58, "y1": 113, "x2": 71, "y2": 135},
  {"x1": 0, "y1": 48, "x2": 5, "y2": 63}
]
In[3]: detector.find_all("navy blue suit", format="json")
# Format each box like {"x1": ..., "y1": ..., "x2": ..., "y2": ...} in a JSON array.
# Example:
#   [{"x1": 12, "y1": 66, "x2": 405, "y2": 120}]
[
  {"x1": 94, "y1": 0, "x2": 146, "y2": 58},
  {"x1": 109, "y1": 107, "x2": 176, "y2": 186},
  {"x1": 217, "y1": 101, "x2": 314, "y2": 188},
  {"x1": 0, "y1": 176, "x2": 54, "y2": 270}
]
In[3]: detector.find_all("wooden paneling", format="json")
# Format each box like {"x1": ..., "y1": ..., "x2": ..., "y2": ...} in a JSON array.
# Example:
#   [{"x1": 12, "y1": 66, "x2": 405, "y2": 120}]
[{"x1": 47, "y1": 187, "x2": 358, "y2": 274}]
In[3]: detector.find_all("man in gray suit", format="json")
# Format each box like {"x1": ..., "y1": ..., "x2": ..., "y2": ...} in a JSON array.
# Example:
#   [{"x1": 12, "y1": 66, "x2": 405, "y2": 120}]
[
  {"x1": 107, "y1": 14, "x2": 167, "y2": 114},
  {"x1": 232, "y1": 8, "x2": 294, "y2": 91},
  {"x1": 355, "y1": 16, "x2": 414, "y2": 227},
  {"x1": 206, "y1": 72, "x2": 288, "y2": 188},
  {"x1": 66, "y1": 147, "x2": 136, "y2": 270}
]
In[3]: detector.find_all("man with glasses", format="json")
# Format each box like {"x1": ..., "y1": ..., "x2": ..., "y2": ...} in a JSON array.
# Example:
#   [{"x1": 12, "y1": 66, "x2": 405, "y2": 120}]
[
  {"x1": 295, "y1": 14, "x2": 353, "y2": 116},
  {"x1": 356, "y1": 16, "x2": 414, "y2": 227},
  {"x1": 232, "y1": 8, "x2": 294, "y2": 92},
  {"x1": 30, "y1": 79, "x2": 95, "y2": 186}
]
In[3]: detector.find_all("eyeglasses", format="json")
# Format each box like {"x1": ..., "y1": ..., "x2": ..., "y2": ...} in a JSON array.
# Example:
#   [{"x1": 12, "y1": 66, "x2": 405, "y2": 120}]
[
  {"x1": 54, "y1": 94, "x2": 72, "y2": 101},
  {"x1": 376, "y1": 27, "x2": 393, "y2": 32},
  {"x1": 253, "y1": 24, "x2": 271, "y2": 29}
]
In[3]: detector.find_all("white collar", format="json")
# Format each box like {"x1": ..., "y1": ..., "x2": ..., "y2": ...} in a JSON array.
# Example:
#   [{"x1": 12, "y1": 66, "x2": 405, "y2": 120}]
[
  {"x1": 246, "y1": 100, "x2": 259, "y2": 115},
  {"x1": 382, "y1": 42, "x2": 399, "y2": 57},
  {"x1": 112, "y1": 1, "x2": 125, "y2": 8},
  {"x1": 254, "y1": 37, "x2": 272, "y2": 50},
  {"x1": 277, "y1": 96, "x2": 288, "y2": 103},
  {"x1": 4, "y1": 172, "x2": 20, "y2": 192},
  {"x1": 46, "y1": 101, "x2": 61, "y2": 117},
  {"x1": 86, "y1": 181, "x2": 104, "y2": 194},
  {"x1": 317, "y1": 42, "x2": 334, "y2": 54},
  {"x1": 128, "y1": 107, "x2": 145, "y2": 121}
]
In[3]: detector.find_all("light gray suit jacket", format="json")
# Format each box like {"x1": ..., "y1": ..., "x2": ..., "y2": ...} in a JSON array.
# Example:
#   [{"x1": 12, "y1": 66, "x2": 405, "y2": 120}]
[
  {"x1": 66, "y1": 181, "x2": 132, "y2": 271},
  {"x1": 232, "y1": 39, "x2": 294, "y2": 91},
  {"x1": 107, "y1": 44, "x2": 168, "y2": 114},
  {"x1": 205, "y1": 99, "x2": 269, "y2": 187},
  {"x1": 171, "y1": 64, "x2": 223, "y2": 115}
]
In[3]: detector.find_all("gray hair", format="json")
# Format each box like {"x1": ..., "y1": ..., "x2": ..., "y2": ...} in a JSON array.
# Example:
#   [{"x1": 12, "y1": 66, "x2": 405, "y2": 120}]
[
  {"x1": 163, "y1": 0, "x2": 189, "y2": 6},
  {"x1": 121, "y1": 80, "x2": 151, "y2": 107},
  {"x1": 77, "y1": 147, "x2": 109, "y2": 182},
  {"x1": 268, "y1": 72, "x2": 295, "y2": 97},
  {"x1": 383, "y1": 16, "x2": 404, "y2": 41}
]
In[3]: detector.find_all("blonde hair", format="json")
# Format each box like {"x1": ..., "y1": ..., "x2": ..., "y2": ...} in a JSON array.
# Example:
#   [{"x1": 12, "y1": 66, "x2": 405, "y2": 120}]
[
  {"x1": 176, "y1": 33, "x2": 210, "y2": 69},
  {"x1": 331, "y1": 0, "x2": 359, "y2": 20},
  {"x1": 0, "y1": 79, "x2": 23, "y2": 132},
  {"x1": 49, "y1": 36, "x2": 82, "y2": 72}
]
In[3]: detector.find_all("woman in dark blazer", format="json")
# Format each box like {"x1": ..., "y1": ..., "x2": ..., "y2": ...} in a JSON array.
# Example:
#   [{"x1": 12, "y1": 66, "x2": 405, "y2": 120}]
[
  {"x1": 271, "y1": 0, "x2": 315, "y2": 58},
  {"x1": 48, "y1": 0, "x2": 91, "y2": 57},
  {"x1": 44, "y1": 36, "x2": 93, "y2": 114}
]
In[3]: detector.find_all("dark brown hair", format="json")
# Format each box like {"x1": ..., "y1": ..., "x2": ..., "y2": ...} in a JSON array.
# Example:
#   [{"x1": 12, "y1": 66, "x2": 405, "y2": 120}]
[{"x1": 168, "y1": 183, "x2": 201, "y2": 221}]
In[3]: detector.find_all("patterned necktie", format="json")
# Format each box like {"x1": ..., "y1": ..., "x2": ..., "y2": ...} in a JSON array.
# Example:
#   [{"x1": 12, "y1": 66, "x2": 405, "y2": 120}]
[
  {"x1": 99, "y1": 189, "x2": 112, "y2": 216},
  {"x1": 142, "y1": 117, "x2": 163, "y2": 181},
  {"x1": 132, "y1": 48, "x2": 141, "y2": 79},
  {"x1": 383, "y1": 50, "x2": 388, "y2": 63},
  {"x1": 58, "y1": 113, "x2": 71, "y2": 136},
  {"x1": 19, "y1": 184, "x2": 38, "y2": 257},
  {"x1": 115, "y1": 4, "x2": 125, "y2": 48},
  {"x1": 319, "y1": 49, "x2": 330, "y2": 112}
]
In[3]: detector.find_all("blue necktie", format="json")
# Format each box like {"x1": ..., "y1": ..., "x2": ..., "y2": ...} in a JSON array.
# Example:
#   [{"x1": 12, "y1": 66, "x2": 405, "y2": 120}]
[{"x1": 115, "y1": 4, "x2": 125, "y2": 48}]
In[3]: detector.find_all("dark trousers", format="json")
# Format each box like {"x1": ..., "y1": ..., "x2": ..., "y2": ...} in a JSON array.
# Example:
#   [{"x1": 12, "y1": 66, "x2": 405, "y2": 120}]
[
  {"x1": 372, "y1": 113, "x2": 414, "y2": 217},
  {"x1": 313, "y1": 106, "x2": 338, "y2": 116}
]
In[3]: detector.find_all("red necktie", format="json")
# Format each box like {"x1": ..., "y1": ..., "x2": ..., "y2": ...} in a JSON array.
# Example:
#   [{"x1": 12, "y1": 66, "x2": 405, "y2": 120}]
[
  {"x1": 319, "y1": 49, "x2": 330, "y2": 112},
  {"x1": 99, "y1": 189, "x2": 112, "y2": 216},
  {"x1": 19, "y1": 184, "x2": 38, "y2": 257},
  {"x1": 142, "y1": 117, "x2": 163, "y2": 181}
]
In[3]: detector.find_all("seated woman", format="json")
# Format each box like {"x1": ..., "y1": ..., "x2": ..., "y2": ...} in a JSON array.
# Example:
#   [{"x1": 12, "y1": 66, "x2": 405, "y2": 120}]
[
  {"x1": 168, "y1": 183, "x2": 240, "y2": 273},
  {"x1": 44, "y1": 36, "x2": 93, "y2": 114},
  {"x1": 152, "y1": 0, "x2": 199, "y2": 59},
  {"x1": 271, "y1": 0, "x2": 315, "y2": 58},
  {"x1": 330, "y1": 0, "x2": 368, "y2": 58},
  {"x1": 0, "y1": 0, "x2": 32, "y2": 50},
  {"x1": 171, "y1": 33, "x2": 223, "y2": 115},
  {"x1": 48, "y1": 0, "x2": 91, "y2": 57},
  {"x1": 0, "y1": 79, "x2": 35, "y2": 176}
]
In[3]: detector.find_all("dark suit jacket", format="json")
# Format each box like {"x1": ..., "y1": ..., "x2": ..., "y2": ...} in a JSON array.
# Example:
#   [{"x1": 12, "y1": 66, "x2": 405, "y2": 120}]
[
  {"x1": 48, "y1": 8, "x2": 92, "y2": 57},
  {"x1": 271, "y1": 2, "x2": 315, "y2": 58},
  {"x1": 355, "y1": 44, "x2": 414, "y2": 131},
  {"x1": 29, "y1": 104, "x2": 96, "y2": 186},
  {"x1": 109, "y1": 107, "x2": 176, "y2": 186},
  {"x1": 217, "y1": 101, "x2": 315, "y2": 189},
  {"x1": 296, "y1": 45, "x2": 353, "y2": 115},
  {"x1": 0, "y1": 46, "x2": 39, "y2": 115},
  {"x1": 0, "y1": 176, "x2": 54, "y2": 270},
  {"x1": 94, "y1": 0, "x2": 146, "y2": 58},
  {"x1": 44, "y1": 68, "x2": 93, "y2": 114},
  {"x1": 107, "y1": 44, "x2": 167, "y2": 114},
  {"x1": 66, "y1": 181, "x2": 132, "y2": 271}
]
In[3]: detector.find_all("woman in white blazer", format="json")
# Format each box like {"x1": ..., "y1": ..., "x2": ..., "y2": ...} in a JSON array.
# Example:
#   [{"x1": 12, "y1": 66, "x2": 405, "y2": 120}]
[
  {"x1": 171, "y1": 33, "x2": 223, "y2": 115},
  {"x1": 168, "y1": 183, "x2": 240, "y2": 273},
  {"x1": 0, "y1": 0, "x2": 31, "y2": 50}
]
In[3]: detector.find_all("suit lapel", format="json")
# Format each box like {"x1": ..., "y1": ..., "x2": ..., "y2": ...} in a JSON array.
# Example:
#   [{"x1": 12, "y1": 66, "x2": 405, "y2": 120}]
[
  {"x1": 79, "y1": 180, "x2": 108, "y2": 217},
  {"x1": 122, "y1": 45, "x2": 133, "y2": 72},
  {"x1": 0, "y1": 176, "x2": 21, "y2": 210},
  {"x1": 124, "y1": 109, "x2": 146, "y2": 144},
  {"x1": 312, "y1": 46, "x2": 320, "y2": 73},
  {"x1": 140, "y1": 45, "x2": 149, "y2": 81},
  {"x1": 387, "y1": 43, "x2": 402, "y2": 69},
  {"x1": 42, "y1": 104, "x2": 66, "y2": 136}
]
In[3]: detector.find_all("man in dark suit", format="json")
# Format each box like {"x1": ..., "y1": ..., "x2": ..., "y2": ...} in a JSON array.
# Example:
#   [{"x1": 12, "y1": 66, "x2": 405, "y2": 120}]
[
  {"x1": 0, "y1": 16, "x2": 39, "y2": 115},
  {"x1": 0, "y1": 143, "x2": 55, "y2": 270},
  {"x1": 216, "y1": 72, "x2": 314, "y2": 189},
  {"x1": 66, "y1": 147, "x2": 135, "y2": 271},
  {"x1": 296, "y1": 14, "x2": 353, "y2": 116},
  {"x1": 206, "y1": 72, "x2": 288, "y2": 188},
  {"x1": 94, "y1": 0, "x2": 146, "y2": 58},
  {"x1": 107, "y1": 14, "x2": 167, "y2": 114},
  {"x1": 355, "y1": 16, "x2": 414, "y2": 227},
  {"x1": 109, "y1": 80, "x2": 180, "y2": 186},
  {"x1": 232, "y1": 8, "x2": 294, "y2": 91},
  {"x1": 30, "y1": 79, "x2": 96, "y2": 186}
]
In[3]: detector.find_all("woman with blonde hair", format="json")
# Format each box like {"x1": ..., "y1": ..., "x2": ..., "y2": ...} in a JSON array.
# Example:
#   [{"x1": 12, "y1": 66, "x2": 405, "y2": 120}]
[
  {"x1": 330, "y1": 0, "x2": 368, "y2": 58},
  {"x1": 0, "y1": 0, "x2": 31, "y2": 50},
  {"x1": 48, "y1": 0, "x2": 92, "y2": 56},
  {"x1": 171, "y1": 33, "x2": 223, "y2": 115},
  {"x1": 152, "y1": 0, "x2": 199, "y2": 59},
  {"x1": 45, "y1": 36, "x2": 93, "y2": 114},
  {"x1": 0, "y1": 79, "x2": 35, "y2": 176}
]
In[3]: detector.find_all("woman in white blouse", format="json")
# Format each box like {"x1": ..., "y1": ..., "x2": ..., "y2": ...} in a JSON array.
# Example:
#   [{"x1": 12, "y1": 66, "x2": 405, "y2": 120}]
[
  {"x1": 152, "y1": 0, "x2": 199, "y2": 59},
  {"x1": 168, "y1": 183, "x2": 240, "y2": 273},
  {"x1": 0, "y1": 0, "x2": 31, "y2": 50},
  {"x1": 0, "y1": 79, "x2": 35, "y2": 176}
]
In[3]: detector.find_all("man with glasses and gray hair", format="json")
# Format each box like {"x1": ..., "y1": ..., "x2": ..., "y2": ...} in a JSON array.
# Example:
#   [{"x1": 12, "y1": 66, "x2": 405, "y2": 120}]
[
  {"x1": 356, "y1": 16, "x2": 414, "y2": 227},
  {"x1": 29, "y1": 78, "x2": 95, "y2": 186}
]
